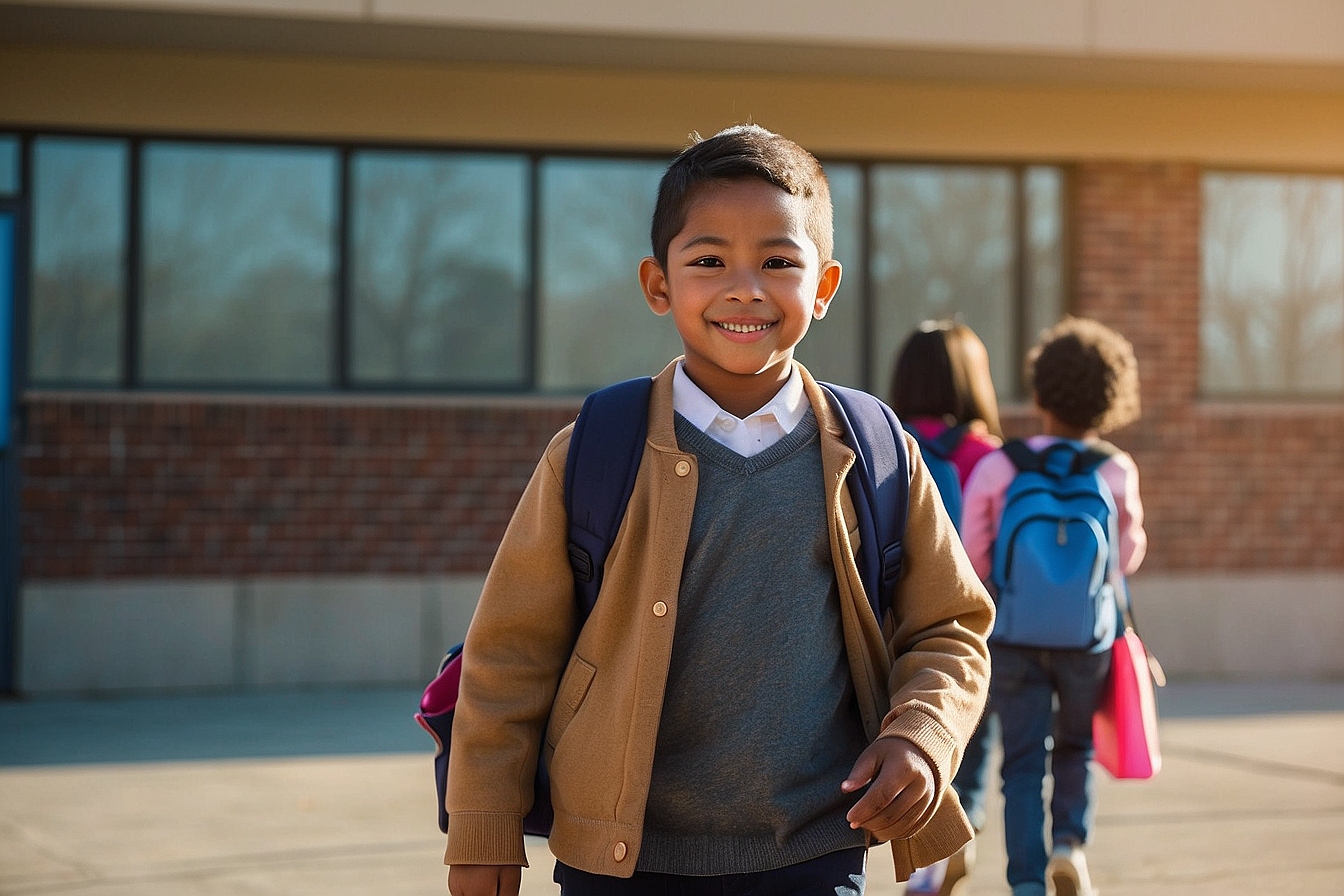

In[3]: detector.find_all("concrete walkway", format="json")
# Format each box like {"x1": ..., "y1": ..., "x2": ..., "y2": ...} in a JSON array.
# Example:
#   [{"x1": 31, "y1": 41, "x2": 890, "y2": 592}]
[{"x1": 2, "y1": 680, "x2": 1342, "y2": 895}]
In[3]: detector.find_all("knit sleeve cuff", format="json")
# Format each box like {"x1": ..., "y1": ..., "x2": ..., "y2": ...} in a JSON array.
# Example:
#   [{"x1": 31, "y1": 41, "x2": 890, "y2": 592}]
[
  {"x1": 877, "y1": 708, "x2": 960, "y2": 796},
  {"x1": 443, "y1": 812, "x2": 531, "y2": 868}
]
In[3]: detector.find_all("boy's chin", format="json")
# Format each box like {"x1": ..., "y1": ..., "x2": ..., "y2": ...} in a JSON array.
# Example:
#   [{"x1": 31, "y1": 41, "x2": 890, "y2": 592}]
[{"x1": 692, "y1": 355, "x2": 794, "y2": 381}]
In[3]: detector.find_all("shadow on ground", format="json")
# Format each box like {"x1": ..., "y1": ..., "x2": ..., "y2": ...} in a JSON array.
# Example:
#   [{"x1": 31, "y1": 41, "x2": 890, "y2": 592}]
[{"x1": 0, "y1": 687, "x2": 428, "y2": 765}]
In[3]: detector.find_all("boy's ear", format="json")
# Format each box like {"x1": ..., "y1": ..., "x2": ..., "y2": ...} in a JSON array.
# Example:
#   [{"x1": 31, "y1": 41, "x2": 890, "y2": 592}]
[
  {"x1": 640, "y1": 256, "x2": 671, "y2": 316},
  {"x1": 812, "y1": 259, "x2": 843, "y2": 320}
]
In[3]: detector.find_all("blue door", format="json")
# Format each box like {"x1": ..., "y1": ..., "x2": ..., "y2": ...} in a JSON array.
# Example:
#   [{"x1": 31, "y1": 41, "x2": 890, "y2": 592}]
[{"x1": 0, "y1": 209, "x2": 16, "y2": 692}]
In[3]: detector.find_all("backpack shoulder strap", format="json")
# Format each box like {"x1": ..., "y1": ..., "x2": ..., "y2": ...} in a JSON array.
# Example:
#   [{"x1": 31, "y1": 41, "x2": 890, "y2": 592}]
[
  {"x1": 1002, "y1": 438, "x2": 1040, "y2": 473},
  {"x1": 564, "y1": 377, "x2": 653, "y2": 618},
  {"x1": 821, "y1": 383, "x2": 910, "y2": 623},
  {"x1": 1075, "y1": 439, "x2": 1121, "y2": 474},
  {"x1": 928, "y1": 421, "x2": 970, "y2": 458}
]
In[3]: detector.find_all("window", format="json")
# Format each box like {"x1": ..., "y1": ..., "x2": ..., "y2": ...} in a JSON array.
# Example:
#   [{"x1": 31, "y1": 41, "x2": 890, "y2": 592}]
[
  {"x1": 1202, "y1": 172, "x2": 1344, "y2": 397},
  {"x1": 350, "y1": 151, "x2": 529, "y2": 388},
  {"x1": 140, "y1": 142, "x2": 338, "y2": 386},
  {"x1": 795, "y1": 162, "x2": 864, "y2": 386},
  {"x1": 29, "y1": 137, "x2": 128, "y2": 385},
  {"x1": 870, "y1": 165, "x2": 1017, "y2": 395},
  {"x1": 537, "y1": 156, "x2": 679, "y2": 390},
  {"x1": 18, "y1": 132, "x2": 1066, "y2": 396},
  {"x1": 0, "y1": 136, "x2": 18, "y2": 196}
]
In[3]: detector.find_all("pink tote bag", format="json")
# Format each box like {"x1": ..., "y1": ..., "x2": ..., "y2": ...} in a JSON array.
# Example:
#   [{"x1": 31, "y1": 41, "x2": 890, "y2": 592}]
[{"x1": 1093, "y1": 629, "x2": 1164, "y2": 779}]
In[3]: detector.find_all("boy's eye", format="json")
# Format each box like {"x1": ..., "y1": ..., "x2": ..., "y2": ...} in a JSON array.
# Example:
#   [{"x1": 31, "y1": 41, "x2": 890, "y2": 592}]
[
  {"x1": 763, "y1": 257, "x2": 797, "y2": 270},
  {"x1": 690, "y1": 256, "x2": 724, "y2": 267}
]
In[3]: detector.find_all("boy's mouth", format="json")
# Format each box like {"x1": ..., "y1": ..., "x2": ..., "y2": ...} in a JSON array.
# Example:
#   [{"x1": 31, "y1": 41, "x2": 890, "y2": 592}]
[{"x1": 715, "y1": 320, "x2": 775, "y2": 334}]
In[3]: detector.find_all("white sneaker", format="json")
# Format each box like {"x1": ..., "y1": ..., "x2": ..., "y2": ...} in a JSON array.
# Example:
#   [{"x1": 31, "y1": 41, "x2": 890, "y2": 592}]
[
  {"x1": 905, "y1": 840, "x2": 975, "y2": 896},
  {"x1": 1046, "y1": 844, "x2": 1097, "y2": 896},
  {"x1": 905, "y1": 858, "x2": 948, "y2": 895}
]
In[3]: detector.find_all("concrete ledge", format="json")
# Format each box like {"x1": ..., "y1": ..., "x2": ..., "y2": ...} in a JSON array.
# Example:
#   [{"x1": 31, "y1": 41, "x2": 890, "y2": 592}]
[
  {"x1": 18, "y1": 580, "x2": 237, "y2": 694},
  {"x1": 17, "y1": 575, "x2": 485, "y2": 695},
  {"x1": 1130, "y1": 571, "x2": 1344, "y2": 679},
  {"x1": 16, "y1": 570, "x2": 1343, "y2": 693}
]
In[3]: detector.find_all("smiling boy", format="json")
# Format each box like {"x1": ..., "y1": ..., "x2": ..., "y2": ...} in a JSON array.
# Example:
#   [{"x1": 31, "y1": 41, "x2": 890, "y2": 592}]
[{"x1": 444, "y1": 125, "x2": 993, "y2": 896}]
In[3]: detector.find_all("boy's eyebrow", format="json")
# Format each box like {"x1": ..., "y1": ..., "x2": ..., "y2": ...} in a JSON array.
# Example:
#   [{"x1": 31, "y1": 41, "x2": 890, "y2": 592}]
[{"x1": 677, "y1": 234, "x2": 806, "y2": 252}]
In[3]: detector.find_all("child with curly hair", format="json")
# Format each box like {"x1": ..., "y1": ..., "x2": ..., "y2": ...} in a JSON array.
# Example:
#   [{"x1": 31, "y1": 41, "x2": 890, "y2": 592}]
[{"x1": 960, "y1": 317, "x2": 1147, "y2": 896}]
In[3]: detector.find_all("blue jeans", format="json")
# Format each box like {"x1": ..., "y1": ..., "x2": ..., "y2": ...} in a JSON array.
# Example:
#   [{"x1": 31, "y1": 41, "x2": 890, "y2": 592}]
[
  {"x1": 553, "y1": 847, "x2": 867, "y2": 895},
  {"x1": 990, "y1": 643, "x2": 1111, "y2": 890}
]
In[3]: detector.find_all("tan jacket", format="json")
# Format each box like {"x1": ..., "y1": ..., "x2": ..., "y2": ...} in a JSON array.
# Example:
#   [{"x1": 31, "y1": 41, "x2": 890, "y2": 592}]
[{"x1": 444, "y1": 360, "x2": 993, "y2": 880}]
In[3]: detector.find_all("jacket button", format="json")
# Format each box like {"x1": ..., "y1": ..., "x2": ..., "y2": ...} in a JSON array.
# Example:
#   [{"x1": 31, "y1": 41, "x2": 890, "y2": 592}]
[
  {"x1": 675, "y1": 460, "x2": 690, "y2": 476},
  {"x1": 653, "y1": 601, "x2": 668, "y2": 617},
  {"x1": 613, "y1": 841, "x2": 628, "y2": 862}
]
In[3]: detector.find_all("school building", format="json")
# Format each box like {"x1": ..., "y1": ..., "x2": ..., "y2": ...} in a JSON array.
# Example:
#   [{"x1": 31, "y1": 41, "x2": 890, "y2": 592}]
[{"x1": 0, "y1": 1, "x2": 1341, "y2": 694}]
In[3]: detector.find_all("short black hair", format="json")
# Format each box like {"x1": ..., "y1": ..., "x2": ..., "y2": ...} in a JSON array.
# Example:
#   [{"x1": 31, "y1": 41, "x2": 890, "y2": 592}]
[
  {"x1": 1029, "y1": 317, "x2": 1141, "y2": 434},
  {"x1": 650, "y1": 124, "x2": 833, "y2": 268}
]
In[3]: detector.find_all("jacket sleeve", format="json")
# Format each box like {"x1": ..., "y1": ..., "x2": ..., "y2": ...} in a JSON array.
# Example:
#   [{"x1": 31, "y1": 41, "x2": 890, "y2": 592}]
[
  {"x1": 1102, "y1": 451, "x2": 1148, "y2": 576},
  {"x1": 959, "y1": 449, "x2": 1014, "y2": 582},
  {"x1": 874, "y1": 432, "x2": 995, "y2": 804},
  {"x1": 443, "y1": 427, "x2": 578, "y2": 867}
]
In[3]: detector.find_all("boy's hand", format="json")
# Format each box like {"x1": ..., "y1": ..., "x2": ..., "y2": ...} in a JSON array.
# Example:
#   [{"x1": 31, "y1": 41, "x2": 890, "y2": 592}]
[
  {"x1": 841, "y1": 736, "x2": 936, "y2": 840},
  {"x1": 447, "y1": 864, "x2": 522, "y2": 896}
]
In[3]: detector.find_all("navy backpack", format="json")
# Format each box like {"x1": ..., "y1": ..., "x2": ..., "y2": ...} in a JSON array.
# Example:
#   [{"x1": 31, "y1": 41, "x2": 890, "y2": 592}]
[
  {"x1": 416, "y1": 377, "x2": 911, "y2": 836},
  {"x1": 988, "y1": 438, "x2": 1122, "y2": 651},
  {"x1": 902, "y1": 422, "x2": 968, "y2": 530}
]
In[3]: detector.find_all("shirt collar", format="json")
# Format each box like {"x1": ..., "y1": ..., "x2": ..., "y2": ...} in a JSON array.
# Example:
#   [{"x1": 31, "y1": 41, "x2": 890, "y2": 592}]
[{"x1": 671, "y1": 361, "x2": 808, "y2": 435}]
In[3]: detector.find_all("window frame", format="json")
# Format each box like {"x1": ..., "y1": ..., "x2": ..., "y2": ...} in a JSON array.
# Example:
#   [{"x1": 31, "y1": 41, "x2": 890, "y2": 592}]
[{"x1": 13, "y1": 127, "x2": 1070, "y2": 398}]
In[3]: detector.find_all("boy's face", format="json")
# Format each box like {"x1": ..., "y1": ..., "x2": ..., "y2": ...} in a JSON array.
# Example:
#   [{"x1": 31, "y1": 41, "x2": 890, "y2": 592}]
[{"x1": 640, "y1": 178, "x2": 841, "y2": 411}]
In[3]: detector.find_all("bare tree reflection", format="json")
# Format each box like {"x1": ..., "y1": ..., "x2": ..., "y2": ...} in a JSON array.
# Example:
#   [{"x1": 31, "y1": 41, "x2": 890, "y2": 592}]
[
  {"x1": 870, "y1": 167, "x2": 1016, "y2": 390},
  {"x1": 538, "y1": 158, "x2": 680, "y2": 391},
  {"x1": 350, "y1": 153, "x2": 526, "y2": 385},
  {"x1": 1202, "y1": 174, "x2": 1344, "y2": 394},
  {"x1": 140, "y1": 144, "x2": 336, "y2": 385}
]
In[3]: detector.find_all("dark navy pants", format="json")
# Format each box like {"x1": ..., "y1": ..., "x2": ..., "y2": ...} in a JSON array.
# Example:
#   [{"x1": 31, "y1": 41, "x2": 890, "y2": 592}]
[{"x1": 553, "y1": 846, "x2": 867, "y2": 895}]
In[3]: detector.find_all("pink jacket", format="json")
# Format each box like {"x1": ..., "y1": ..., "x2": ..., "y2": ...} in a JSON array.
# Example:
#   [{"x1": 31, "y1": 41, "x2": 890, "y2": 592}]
[{"x1": 960, "y1": 435, "x2": 1147, "y2": 584}]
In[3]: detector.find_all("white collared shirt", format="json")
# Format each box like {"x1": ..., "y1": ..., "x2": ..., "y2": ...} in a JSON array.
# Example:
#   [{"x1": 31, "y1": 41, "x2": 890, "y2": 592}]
[{"x1": 671, "y1": 361, "x2": 809, "y2": 458}]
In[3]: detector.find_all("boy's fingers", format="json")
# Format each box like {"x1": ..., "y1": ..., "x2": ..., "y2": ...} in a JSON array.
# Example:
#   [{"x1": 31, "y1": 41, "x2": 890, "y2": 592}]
[
  {"x1": 841, "y1": 751, "x2": 879, "y2": 792},
  {"x1": 856, "y1": 785, "x2": 926, "y2": 834},
  {"x1": 845, "y1": 770, "x2": 900, "y2": 827}
]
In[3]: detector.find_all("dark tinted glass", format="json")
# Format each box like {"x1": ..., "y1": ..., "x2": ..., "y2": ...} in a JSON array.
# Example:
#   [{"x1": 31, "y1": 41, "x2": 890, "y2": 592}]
[
  {"x1": 536, "y1": 157, "x2": 679, "y2": 391},
  {"x1": 796, "y1": 162, "x2": 863, "y2": 387},
  {"x1": 0, "y1": 136, "x2": 18, "y2": 195},
  {"x1": 140, "y1": 142, "x2": 337, "y2": 386},
  {"x1": 29, "y1": 137, "x2": 127, "y2": 384},
  {"x1": 869, "y1": 165, "x2": 1016, "y2": 395},
  {"x1": 349, "y1": 151, "x2": 528, "y2": 387}
]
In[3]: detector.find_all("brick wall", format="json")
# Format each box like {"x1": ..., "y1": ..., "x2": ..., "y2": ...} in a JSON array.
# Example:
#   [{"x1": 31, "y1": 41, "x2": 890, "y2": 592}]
[
  {"x1": 19, "y1": 162, "x2": 1344, "y2": 579},
  {"x1": 20, "y1": 398, "x2": 578, "y2": 578},
  {"x1": 1053, "y1": 162, "x2": 1344, "y2": 571}
]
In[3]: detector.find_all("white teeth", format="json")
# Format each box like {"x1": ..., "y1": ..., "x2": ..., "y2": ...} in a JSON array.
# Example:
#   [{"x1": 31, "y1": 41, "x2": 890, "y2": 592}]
[{"x1": 718, "y1": 321, "x2": 773, "y2": 333}]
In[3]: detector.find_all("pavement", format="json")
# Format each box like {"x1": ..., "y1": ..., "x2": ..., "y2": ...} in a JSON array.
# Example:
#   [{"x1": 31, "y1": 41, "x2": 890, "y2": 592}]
[{"x1": 1, "y1": 680, "x2": 1342, "y2": 895}]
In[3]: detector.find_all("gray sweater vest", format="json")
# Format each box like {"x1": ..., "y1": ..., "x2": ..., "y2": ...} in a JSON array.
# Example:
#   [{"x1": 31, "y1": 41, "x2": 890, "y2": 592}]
[{"x1": 637, "y1": 411, "x2": 870, "y2": 875}]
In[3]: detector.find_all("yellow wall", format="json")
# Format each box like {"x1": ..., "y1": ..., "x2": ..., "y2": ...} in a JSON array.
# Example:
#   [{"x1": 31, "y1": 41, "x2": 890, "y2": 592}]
[{"x1": 2, "y1": 44, "x2": 1342, "y2": 167}]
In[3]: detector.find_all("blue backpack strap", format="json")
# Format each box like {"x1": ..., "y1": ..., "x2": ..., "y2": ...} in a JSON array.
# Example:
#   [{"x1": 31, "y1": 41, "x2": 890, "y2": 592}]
[
  {"x1": 821, "y1": 384, "x2": 911, "y2": 624},
  {"x1": 1002, "y1": 439, "x2": 1040, "y2": 473},
  {"x1": 928, "y1": 422, "x2": 969, "y2": 458},
  {"x1": 1004, "y1": 438, "x2": 1119, "y2": 478},
  {"x1": 564, "y1": 376, "x2": 653, "y2": 618}
]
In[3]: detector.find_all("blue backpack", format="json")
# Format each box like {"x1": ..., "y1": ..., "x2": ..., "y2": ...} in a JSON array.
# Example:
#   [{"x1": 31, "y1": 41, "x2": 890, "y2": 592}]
[
  {"x1": 989, "y1": 438, "x2": 1122, "y2": 651},
  {"x1": 416, "y1": 377, "x2": 912, "y2": 836},
  {"x1": 903, "y1": 422, "x2": 967, "y2": 530}
]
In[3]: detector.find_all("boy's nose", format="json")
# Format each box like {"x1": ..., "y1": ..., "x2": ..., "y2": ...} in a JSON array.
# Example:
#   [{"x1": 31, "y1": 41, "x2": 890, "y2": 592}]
[{"x1": 725, "y1": 274, "x2": 766, "y2": 302}]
